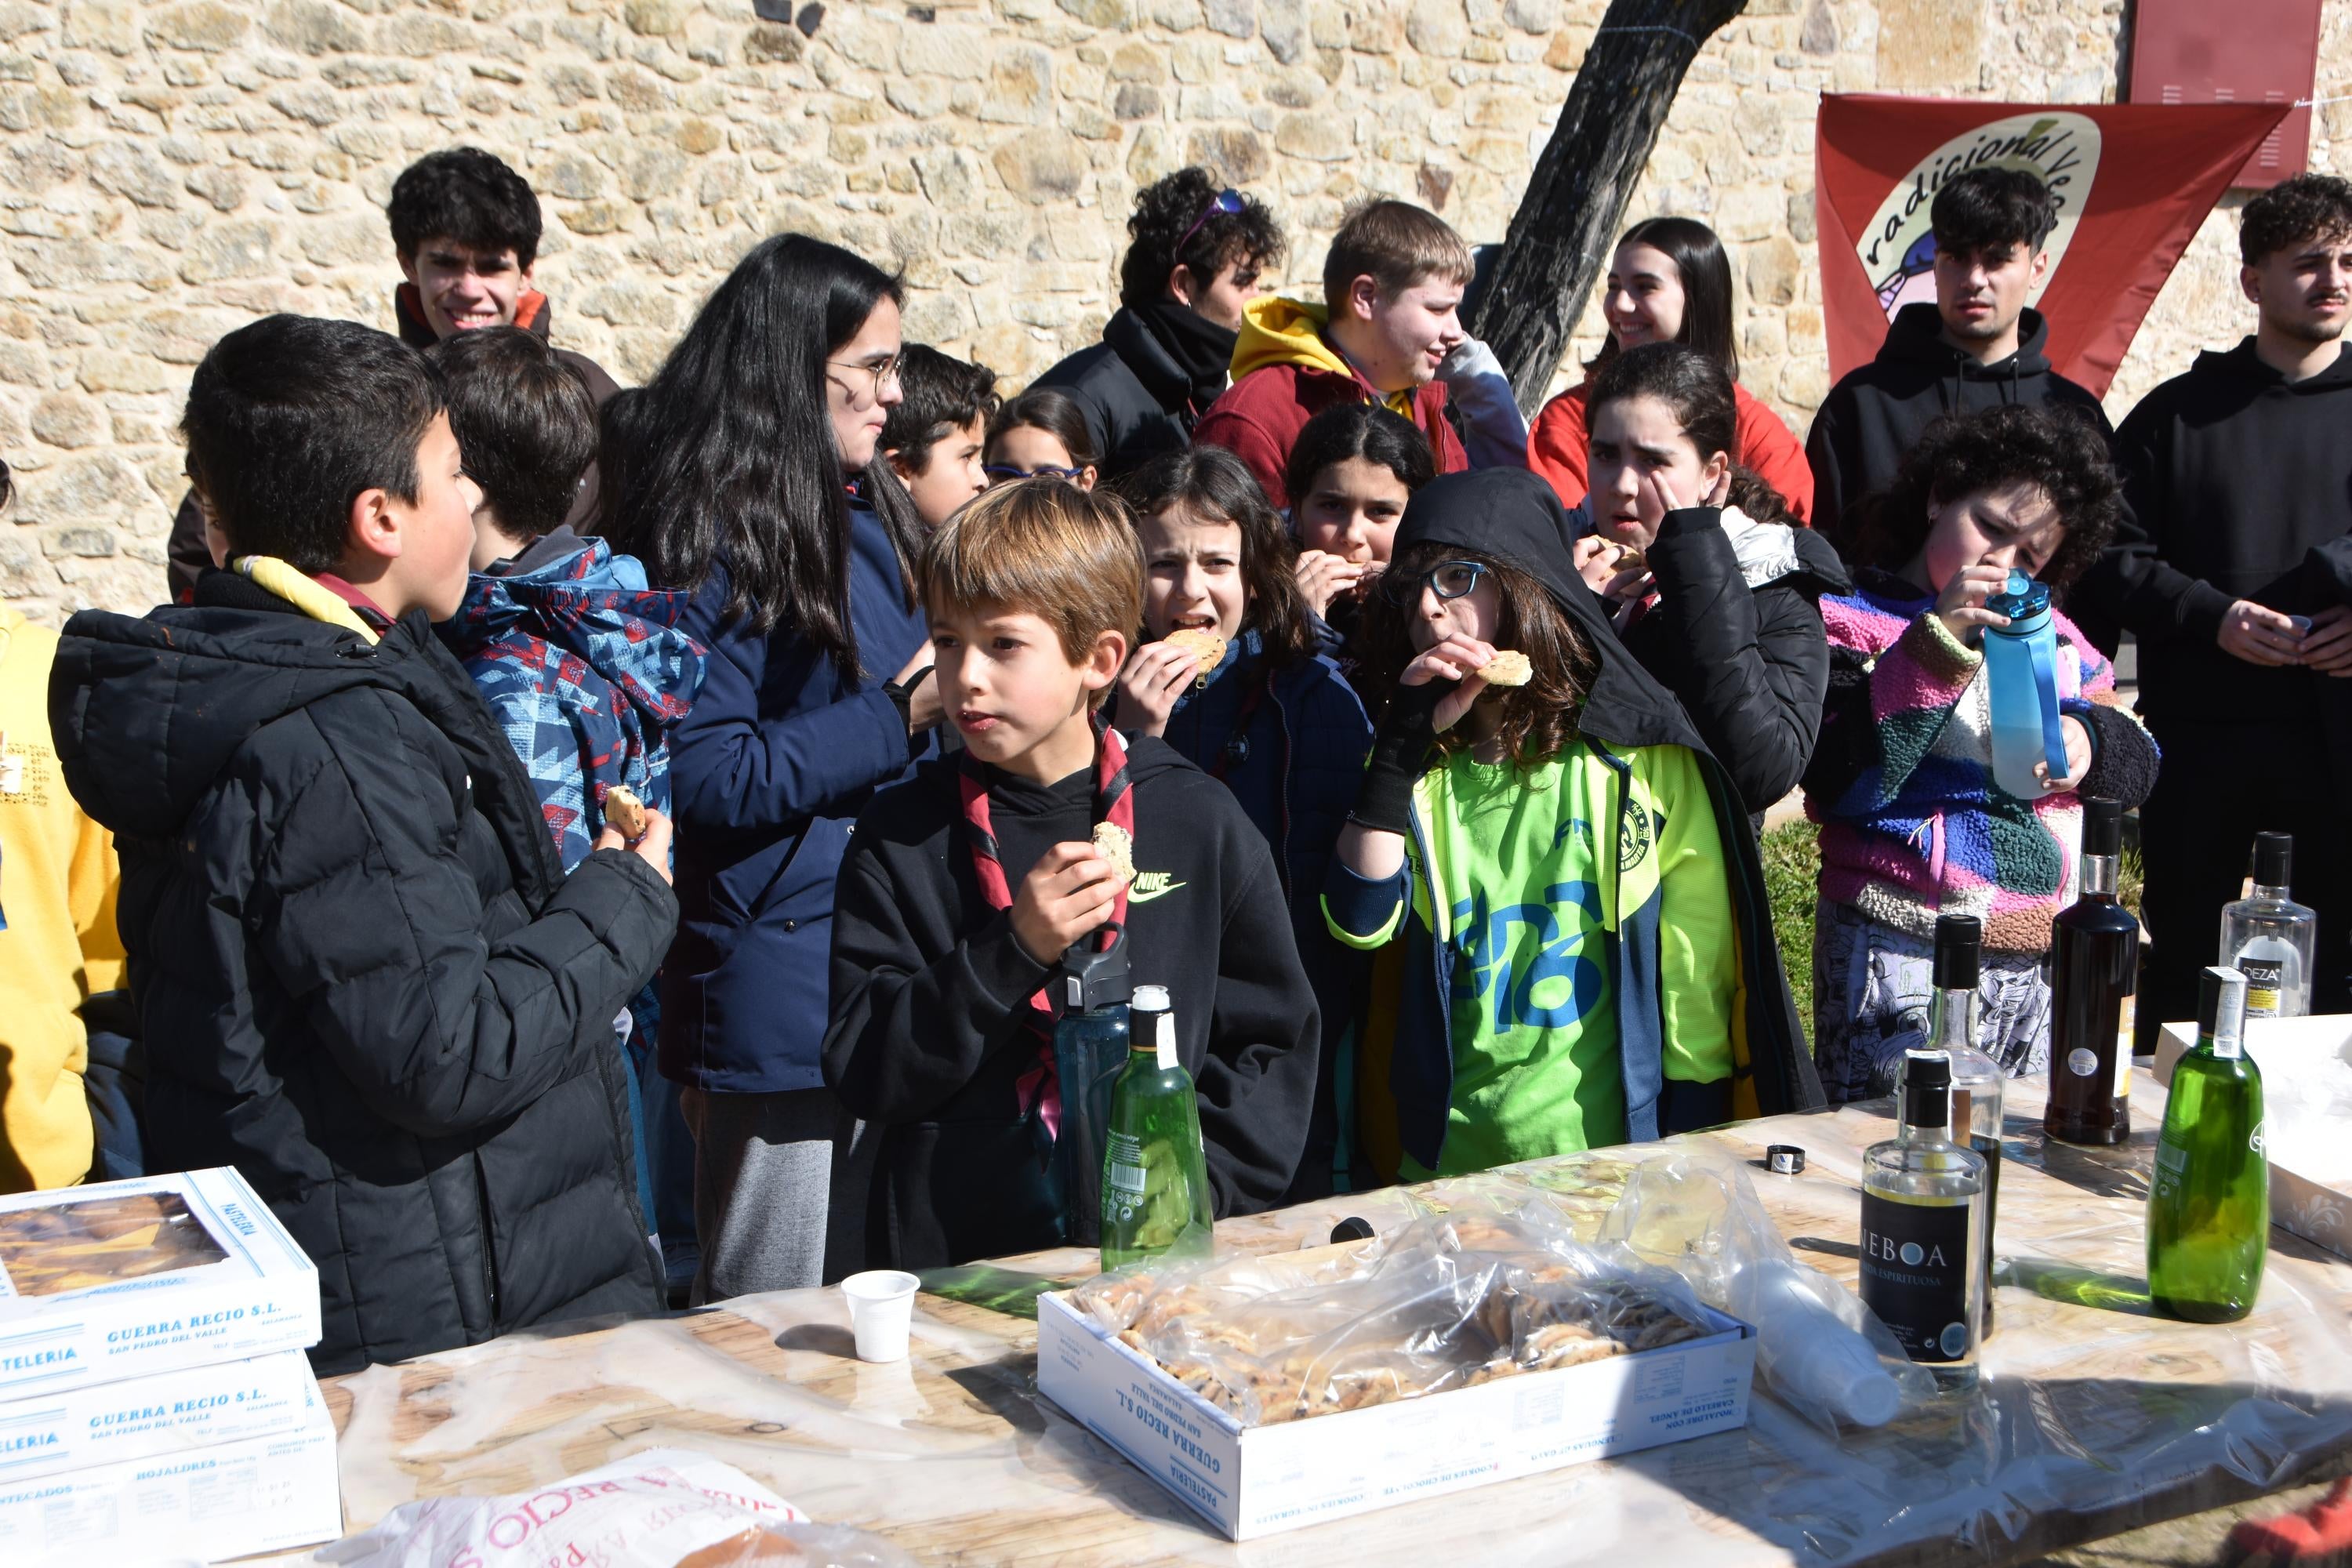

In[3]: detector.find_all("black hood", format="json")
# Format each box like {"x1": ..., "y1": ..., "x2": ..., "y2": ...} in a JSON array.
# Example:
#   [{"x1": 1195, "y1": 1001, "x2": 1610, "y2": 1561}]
[
  {"x1": 51, "y1": 568, "x2": 563, "y2": 898},
  {"x1": 1393, "y1": 466, "x2": 1715, "y2": 760},
  {"x1": 2193, "y1": 335, "x2": 2352, "y2": 394},
  {"x1": 1878, "y1": 301, "x2": 2056, "y2": 381}
]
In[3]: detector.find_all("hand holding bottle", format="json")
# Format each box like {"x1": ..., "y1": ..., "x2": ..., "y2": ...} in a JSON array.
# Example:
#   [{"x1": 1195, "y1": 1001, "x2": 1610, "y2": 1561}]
[
  {"x1": 1934, "y1": 563, "x2": 2014, "y2": 647},
  {"x1": 2030, "y1": 715, "x2": 2094, "y2": 792}
]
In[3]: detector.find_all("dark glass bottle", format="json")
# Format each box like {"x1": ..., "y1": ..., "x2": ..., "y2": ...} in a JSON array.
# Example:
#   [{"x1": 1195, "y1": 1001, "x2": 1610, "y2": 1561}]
[{"x1": 2047, "y1": 797, "x2": 2140, "y2": 1145}]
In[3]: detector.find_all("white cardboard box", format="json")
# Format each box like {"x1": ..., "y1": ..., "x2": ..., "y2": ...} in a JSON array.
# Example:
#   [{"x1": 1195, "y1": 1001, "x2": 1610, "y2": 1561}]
[
  {"x1": 0, "y1": 1347, "x2": 318, "y2": 1486},
  {"x1": 0, "y1": 1167, "x2": 321, "y2": 1399},
  {"x1": 1036, "y1": 1288, "x2": 1758, "y2": 1540},
  {"x1": 0, "y1": 1368, "x2": 339, "y2": 1565},
  {"x1": 2156, "y1": 1014, "x2": 2352, "y2": 1263}
]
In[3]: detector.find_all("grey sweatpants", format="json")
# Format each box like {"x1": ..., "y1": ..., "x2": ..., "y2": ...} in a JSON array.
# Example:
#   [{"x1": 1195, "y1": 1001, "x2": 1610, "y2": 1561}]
[
  {"x1": 1811, "y1": 902, "x2": 2052, "y2": 1105},
  {"x1": 681, "y1": 1087, "x2": 877, "y2": 1303}
]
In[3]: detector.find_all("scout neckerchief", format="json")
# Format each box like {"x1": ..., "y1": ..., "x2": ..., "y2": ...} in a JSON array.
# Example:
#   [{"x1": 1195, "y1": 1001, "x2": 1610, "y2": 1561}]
[{"x1": 957, "y1": 717, "x2": 1133, "y2": 1138}]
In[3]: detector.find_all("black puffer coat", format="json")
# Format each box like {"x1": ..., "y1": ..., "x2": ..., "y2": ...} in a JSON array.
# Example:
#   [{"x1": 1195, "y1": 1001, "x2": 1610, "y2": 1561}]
[
  {"x1": 49, "y1": 568, "x2": 674, "y2": 1375},
  {"x1": 1616, "y1": 506, "x2": 1851, "y2": 819},
  {"x1": 1030, "y1": 303, "x2": 1235, "y2": 482}
]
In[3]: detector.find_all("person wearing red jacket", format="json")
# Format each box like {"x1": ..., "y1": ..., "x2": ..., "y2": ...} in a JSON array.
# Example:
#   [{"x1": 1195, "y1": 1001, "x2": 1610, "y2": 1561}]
[
  {"x1": 1193, "y1": 200, "x2": 1472, "y2": 510},
  {"x1": 1528, "y1": 217, "x2": 1813, "y2": 523}
]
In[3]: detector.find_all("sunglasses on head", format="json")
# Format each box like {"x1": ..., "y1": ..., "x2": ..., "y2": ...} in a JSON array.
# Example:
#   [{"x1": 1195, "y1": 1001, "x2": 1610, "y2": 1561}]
[
  {"x1": 1380, "y1": 559, "x2": 1490, "y2": 604},
  {"x1": 1175, "y1": 189, "x2": 1245, "y2": 256},
  {"x1": 983, "y1": 463, "x2": 1086, "y2": 484}
]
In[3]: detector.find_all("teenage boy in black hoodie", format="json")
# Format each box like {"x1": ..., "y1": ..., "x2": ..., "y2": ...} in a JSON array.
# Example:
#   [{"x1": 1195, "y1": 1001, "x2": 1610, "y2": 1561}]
[
  {"x1": 50, "y1": 314, "x2": 678, "y2": 1374},
  {"x1": 1806, "y1": 167, "x2": 2112, "y2": 553},
  {"x1": 1032, "y1": 166, "x2": 1285, "y2": 483},
  {"x1": 824, "y1": 479, "x2": 1318, "y2": 1268},
  {"x1": 2082, "y1": 172, "x2": 2352, "y2": 1033}
]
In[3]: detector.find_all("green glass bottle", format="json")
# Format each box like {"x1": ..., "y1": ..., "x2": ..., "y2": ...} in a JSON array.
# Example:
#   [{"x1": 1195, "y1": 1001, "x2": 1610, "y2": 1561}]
[
  {"x1": 1099, "y1": 985, "x2": 1214, "y2": 1271},
  {"x1": 2147, "y1": 965, "x2": 2268, "y2": 1323}
]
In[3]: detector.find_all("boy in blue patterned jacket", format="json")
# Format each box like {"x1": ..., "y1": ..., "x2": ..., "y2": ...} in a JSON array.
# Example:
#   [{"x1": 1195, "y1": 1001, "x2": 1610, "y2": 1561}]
[{"x1": 427, "y1": 328, "x2": 707, "y2": 1291}]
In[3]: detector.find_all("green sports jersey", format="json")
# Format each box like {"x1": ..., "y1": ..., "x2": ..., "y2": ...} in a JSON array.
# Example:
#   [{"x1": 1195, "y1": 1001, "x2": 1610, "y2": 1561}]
[{"x1": 1402, "y1": 739, "x2": 1738, "y2": 1177}]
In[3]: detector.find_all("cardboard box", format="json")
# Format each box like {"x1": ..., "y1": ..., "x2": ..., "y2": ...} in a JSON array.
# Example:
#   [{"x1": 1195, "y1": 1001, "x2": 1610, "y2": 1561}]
[
  {"x1": 0, "y1": 1369, "x2": 339, "y2": 1564},
  {"x1": 0, "y1": 1168, "x2": 321, "y2": 1399},
  {"x1": 0, "y1": 1348, "x2": 318, "y2": 1486},
  {"x1": 2156, "y1": 1014, "x2": 2352, "y2": 1263},
  {"x1": 1036, "y1": 1288, "x2": 1757, "y2": 1540}
]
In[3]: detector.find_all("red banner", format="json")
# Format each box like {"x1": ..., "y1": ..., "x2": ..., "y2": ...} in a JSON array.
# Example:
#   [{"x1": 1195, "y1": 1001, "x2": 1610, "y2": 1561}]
[{"x1": 1814, "y1": 96, "x2": 2290, "y2": 398}]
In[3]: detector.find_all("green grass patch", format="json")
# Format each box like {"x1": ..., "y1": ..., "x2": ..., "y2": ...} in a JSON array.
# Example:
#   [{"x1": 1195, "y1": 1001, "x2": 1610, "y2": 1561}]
[{"x1": 1759, "y1": 819, "x2": 1821, "y2": 1030}]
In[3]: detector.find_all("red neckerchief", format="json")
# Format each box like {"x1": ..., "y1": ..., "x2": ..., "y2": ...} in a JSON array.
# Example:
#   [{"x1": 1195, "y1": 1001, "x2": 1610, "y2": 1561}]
[
  {"x1": 310, "y1": 571, "x2": 395, "y2": 630},
  {"x1": 958, "y1": 720, "x2": 1134, "y2": 1136}
]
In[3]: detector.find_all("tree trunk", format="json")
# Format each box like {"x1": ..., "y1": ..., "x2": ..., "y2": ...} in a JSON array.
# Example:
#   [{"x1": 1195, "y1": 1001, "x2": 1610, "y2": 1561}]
[{"x1": 1470, "y1": 0, "x2": 1751, "y2": 408}]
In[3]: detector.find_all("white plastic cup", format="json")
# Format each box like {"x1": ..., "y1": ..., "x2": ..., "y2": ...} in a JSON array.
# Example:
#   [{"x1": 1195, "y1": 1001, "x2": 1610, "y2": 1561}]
[{"x1": 840, "y1": 1269, "x2": 920, "y2": 1363}]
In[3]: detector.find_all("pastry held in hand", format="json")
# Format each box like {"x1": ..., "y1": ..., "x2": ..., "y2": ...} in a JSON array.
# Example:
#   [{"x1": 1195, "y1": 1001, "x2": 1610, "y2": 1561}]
[
  {"x1": 1162, "y1": 626, "x2": 1229, "y2": 673},
  {"x1": 1091, "y1": 821, "x2": 1135, "y2": 886},
  {"x1": 602, "y1": 783, "x2": 648, "y2": 840},
  {"x1": 1478, "y1": 651, "x2": 1534, "y2": 688}
]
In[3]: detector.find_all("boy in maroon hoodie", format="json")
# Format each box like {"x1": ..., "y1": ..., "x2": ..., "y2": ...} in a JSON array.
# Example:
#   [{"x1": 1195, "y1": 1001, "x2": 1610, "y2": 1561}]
[{"x1": 1193, "y1": 200, "x2": 1474, "y2": 508}]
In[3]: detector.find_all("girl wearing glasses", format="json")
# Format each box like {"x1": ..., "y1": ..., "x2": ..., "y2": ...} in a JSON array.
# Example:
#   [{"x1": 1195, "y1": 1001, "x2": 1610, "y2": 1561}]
[
  {"x1": 1109, "y1": 447, "x2": 1374, "y2": 1199},
  {"x1": 601, "y1": 234, "x2": 942, "y2": 1302},
  {"x1": 983, "y1": 388, "x2": 1099, "y2": 491},
  {"x1": 1573, "y1": 343, "x2": 1849, "y2": 822},
  {"x1": 1323, "y1": 467, "x2": 1819, "y2": 1180}
]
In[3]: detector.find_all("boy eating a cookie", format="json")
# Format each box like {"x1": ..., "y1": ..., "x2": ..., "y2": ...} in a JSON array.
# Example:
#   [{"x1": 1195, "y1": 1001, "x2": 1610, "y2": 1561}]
[{"x1": 823, "y1": 478, "x2": 1320, "y2": 1269}]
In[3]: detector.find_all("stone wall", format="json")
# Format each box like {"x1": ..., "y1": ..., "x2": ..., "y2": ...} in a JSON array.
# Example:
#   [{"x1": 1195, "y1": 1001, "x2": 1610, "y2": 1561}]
[{"x1": 0, "y1": 0, "x2": 2342, "y2": 619}]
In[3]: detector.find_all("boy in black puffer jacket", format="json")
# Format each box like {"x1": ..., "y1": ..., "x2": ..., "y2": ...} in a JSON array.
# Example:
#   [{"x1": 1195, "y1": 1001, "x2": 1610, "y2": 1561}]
[{"x1": 49, "y1": 315, "x2": 678, "y2": 1376}]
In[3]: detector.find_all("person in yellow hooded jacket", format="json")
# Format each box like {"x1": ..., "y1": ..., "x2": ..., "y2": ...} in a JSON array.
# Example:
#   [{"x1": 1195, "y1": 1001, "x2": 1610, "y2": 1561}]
[
  {"x1": 0, "y1": 463, "x2": 125, "y2": 1191},
  {"x1": 1193, "y1": 200, "x2": 1474, "y2": 510}
]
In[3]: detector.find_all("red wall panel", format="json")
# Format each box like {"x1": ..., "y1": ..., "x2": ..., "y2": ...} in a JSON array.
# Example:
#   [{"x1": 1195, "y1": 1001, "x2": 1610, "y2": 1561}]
[{"x1": 2128, "y1": 0, "x2": 2325, "y2": 187}]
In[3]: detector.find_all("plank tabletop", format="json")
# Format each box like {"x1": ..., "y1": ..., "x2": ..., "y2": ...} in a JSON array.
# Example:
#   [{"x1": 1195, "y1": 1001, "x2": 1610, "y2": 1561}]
[{"x1": 282, "y1": 1070, "x2": 2352, "y2": 1567}]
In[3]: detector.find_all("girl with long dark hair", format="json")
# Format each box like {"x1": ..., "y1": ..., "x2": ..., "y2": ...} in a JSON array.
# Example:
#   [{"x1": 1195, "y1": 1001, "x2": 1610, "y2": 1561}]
[
  {"x1": 604, "y1": 234, "x2": 941, "y2": 1301},
  {"x1": 1109, "y1": 448, "x2": 1372, "y2": 1196},
  {"x1": 1526, "y1": 217, "x2": 1816, "y2": 519},
  {"x1": 1571, "y1": 342, "x2": 1849, "y2": 818}
]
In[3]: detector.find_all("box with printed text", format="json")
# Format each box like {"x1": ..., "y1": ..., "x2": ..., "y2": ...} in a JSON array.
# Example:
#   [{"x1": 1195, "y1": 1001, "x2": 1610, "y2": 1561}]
[
  {"x1": 0, "y1": 1346, "x2": 319, "y2": 1485},
  {"x1": 0, "y1": 1167, "x2": 320, "y2": 1399}
]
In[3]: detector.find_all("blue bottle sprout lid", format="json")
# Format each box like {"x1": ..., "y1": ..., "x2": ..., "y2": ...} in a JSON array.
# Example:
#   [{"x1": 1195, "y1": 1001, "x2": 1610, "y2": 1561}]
[{"x1": 1985, "y1": 568, "x2": 2051, "y2": 622}]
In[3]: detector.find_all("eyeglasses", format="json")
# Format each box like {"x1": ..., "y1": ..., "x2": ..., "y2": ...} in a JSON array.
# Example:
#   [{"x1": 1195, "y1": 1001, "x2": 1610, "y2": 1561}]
[
  {"x1": 983, "y1": 463, "x2": 1087, "y2": 483},
  {"x1": 1381, "y1": 559, "x2": 1490, "y2": 605},
  {"x1": 1175, "y1": 189, "x2": 1245, "y2": 256},
  {"x1": 826, "y1": 354, "x2": 902, "y2": 402}
]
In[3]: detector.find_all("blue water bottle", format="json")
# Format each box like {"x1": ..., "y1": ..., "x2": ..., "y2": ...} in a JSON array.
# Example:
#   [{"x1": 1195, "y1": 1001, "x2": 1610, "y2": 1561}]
[
  {"x1": 1048, "y1": 925, "x2": 1131, "y2": 1247},
  {"x1": 1983, "y1": 570, "x2": 2068, "y2": 800}
]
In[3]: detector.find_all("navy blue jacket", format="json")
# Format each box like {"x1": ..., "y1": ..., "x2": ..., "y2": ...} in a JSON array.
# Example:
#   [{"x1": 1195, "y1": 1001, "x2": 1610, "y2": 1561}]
[{"x1": 660, "y1": 501, "x2": 932, "y2": 1093}]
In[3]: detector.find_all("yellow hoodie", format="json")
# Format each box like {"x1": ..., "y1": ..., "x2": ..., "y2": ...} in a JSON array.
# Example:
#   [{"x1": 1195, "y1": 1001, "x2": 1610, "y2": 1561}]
[
  {"x1": 1227, "y1": 296, "x2": 1421, "y2": 422},
  {"x1": 0, "y1": 607, "x2": 123, "y2": 1191}
]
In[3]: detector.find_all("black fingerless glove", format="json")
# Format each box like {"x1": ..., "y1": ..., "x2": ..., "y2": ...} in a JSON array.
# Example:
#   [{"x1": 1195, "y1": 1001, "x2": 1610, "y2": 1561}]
[{"x1": 1349, "y1": 677, "x2": 1449, "y2": 835}]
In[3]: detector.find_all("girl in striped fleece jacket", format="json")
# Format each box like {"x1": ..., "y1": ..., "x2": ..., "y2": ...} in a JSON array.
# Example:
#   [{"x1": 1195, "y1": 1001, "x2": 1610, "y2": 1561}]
[{"x1": 1802, "y1": 407, "x2": 2158, "y2": 1103}]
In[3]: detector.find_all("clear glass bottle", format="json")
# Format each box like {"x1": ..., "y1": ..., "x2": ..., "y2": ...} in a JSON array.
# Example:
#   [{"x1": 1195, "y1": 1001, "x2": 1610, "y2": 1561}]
[
  {"x1": 1861, "y1": 1048, "x2": 1988, "y2": 1393},
  {"x1": 2047, "y1": 797, "x2": 2140, "y2": 1146},
  {"x1": 1100, "y1": 986, "x2": 1214, "y2": 1271},
  {"x1": 1900, "y1": 914, "x2": 2005, "y2": 1337},
  {"x1": 2147, "y1": 965, "x2": 2268, "y2": 1323},
  {"x1": 2220, "y1": 831, "x2": 2314, "y2": 1019}
]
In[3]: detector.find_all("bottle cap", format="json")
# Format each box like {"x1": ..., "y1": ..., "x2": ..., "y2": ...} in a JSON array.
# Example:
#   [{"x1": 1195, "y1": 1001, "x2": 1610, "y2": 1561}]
[
  {"x1": 1766, "y1": 1144, "x2": 1806, "y2": 1175},
  {"x1": 2080, "y1": 797, "x2": 2122, "y2": 858},
  {"x1": 1132, "y1": 983, "x2": 1171, "y2": 1013},
  {"x1": 1986, "y1": 572, "x2": 2052, "y2": 622},
  {"x1": 1933, "y1": 914, "x2": 1982, "y2": 991},
  {"x1": 2199, "y1": 965, "x2": 2246, "y2": 1056},
  {"x1": 1329, "y1": 1217, "x2": 1377, "y2": 1245},
  {"x1": 1901, "y1": 1048, "x2": 1952, "y2": 1130},
  {"x1": 1058, "y1": 924, "x2": 1132, "y2": 1014},
  {"x1": 2253, "y1": 830, "x2": 2293, "y2": 890}
]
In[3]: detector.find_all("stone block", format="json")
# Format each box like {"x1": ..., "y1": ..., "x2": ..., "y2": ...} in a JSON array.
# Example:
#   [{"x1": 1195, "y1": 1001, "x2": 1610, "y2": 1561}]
[
  {"x1": 993, "y1": 129, "x2": 1086, "y2": 202},
  {"x1": 622, "y1": 147, "x2": 690, "y2": 201},
  {"x1": 581, "y1": 278, "x2": 675, "y2": 328},
  {"x1": 606, "y1": 63, "x2": 674, "y2": 112},
  {"x1": 0, "y1": 84, "x2": 85, "y2": 132},
  {"x1": 144, "y1": 1, "x2": 247, "y2": 51},
  {"x1": 268, "y1": 84, "x2": 342, "y2": 129},
  {"x1": 1186, "y1": 125, "x2": 1270, "y2": 183},
  {"x1": 1502, "y1": 0, "x2": 1554, "y2": 29},
  {"x1": 1407, "y1": 0, "x2": 1466, "y2": 57},
  {"x1": 1786, "y1": 187, "x2": 1815, "y2": 245},
  {"x1": 1261, "y1": 0, "x2": 1307, "y2": 62},
  {"x1": 885, "y1": 76, "x2": 950, "y2": 117},
  {"x1": 744, "y1": 23, "x2": 803, "y2": 65},
  {"x1": 178, "y1": 219, "x2": 274, "y2": 283},
  {"x1": 2, "y1": 141, "x2": 79, "y2": 196},
  {"x1": 89, "y1": 143, "x2": 179, "y2": 208},
  {"x1": 133, "y1": 307, "x2": 244, "y2": 365},
  {"x1": 263, "y1": 0, "x2": 364, "y2": 55},
  {"x1": 61, "y1": 2, "x2": 139, "y2": 55},
  {"x1": 899, "y1": 23, "x2": 991, "y2": 80},
  {"x1": 38, "y1": 453, "x2": 148, "y2": 517},
  {"x1": 913, "y1": 144, "x2": 985, "y2": 208},
  {"x1": 1274, "y1": 110, "x2": 1348, "y2": 160},
  {"x1": 0, "y1": 339, "x2": 45, "y2": 387},
  {"x1": 1059, "y1": 0, "x2": 1135, "y2": 25},
  {"x1": 1777, "y1": 356, "x2": 1826, "y2": 411},
  {"x1": 45, "y1": 524, "x2": 118, "y2": 557},
  {"x1": 1147, "y1": 0, "x2": 1205, "y2": 28},
  {"x1": 1114, "y1": 82, "x2": 1163, "y2": 120},
  {"x1": 537, "y1": 151, "x2": 607, "y2": 201},
  {"x1": 1876, "y1": 0, "x2": 1980, "y2": 92},
  {"x1": 1204, "y1": 0, "x2": 1256, "y2": 38},
  {"x1": 622, "y1": 0, "x2": 681, "y2": 35},
  {"x1": 1746, "y1": 233, "x2": 1800, "y2": 307},
  {"x1": 979, "y1": 45, "x2": 1054, "y2": 125},
  {"x1": 1108, "y1": 41, "x2": 1160, "y2": 80},
  {"x1": 30, "y1": 392, "x2": 103, "y2": 449},
  {"x1": 676, "y1": 117, "x2": 724, "y2": 154}
]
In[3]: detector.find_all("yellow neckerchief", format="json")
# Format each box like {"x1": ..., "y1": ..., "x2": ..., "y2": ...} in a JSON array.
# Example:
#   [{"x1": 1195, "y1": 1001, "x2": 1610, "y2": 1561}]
[{"x1": 232, "y1": 556, "x2": 379, "y2": 645}]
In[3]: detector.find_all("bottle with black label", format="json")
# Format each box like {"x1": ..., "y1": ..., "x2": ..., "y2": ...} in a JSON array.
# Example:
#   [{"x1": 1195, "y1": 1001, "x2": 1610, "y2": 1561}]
[
  {"x1": 2220, "y1": 831, "x2": 2313, "y2": 1018},
  {"x1": 2047, "y1": 797, "x2": 2140, "y2": 1146},
  {"x1": 1898, "y1": 913, "x2": 2004, "y2": 1337},
  {"x1": 1861, "y1": 1048, "x2": 1988, "y2": 1392}
]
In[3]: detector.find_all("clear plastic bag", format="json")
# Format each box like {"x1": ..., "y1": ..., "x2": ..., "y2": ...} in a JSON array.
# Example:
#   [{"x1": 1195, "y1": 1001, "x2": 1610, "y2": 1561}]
[{"x1": 1072, "y1": 1195, "x2": 1721, "y2": 1428}]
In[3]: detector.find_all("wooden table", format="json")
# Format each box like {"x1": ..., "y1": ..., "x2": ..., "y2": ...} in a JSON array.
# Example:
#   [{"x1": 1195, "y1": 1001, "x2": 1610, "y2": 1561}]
[{"x1": 292, "y1": 1073, "x2": 2352, "y2": 1566}]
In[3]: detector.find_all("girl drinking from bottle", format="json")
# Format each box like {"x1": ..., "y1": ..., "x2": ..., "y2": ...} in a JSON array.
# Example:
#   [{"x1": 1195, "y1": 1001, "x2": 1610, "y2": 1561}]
[
  {"x1": 1112, "y1": 445, "x2": 1373, "y2": 1197},
  {"x1": 1804, "y1": 405, "x2": 2158, "y2": 1103},
  {"x1": 1323, "y1": 467, "x2": 1820, "y2": 1178}
]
